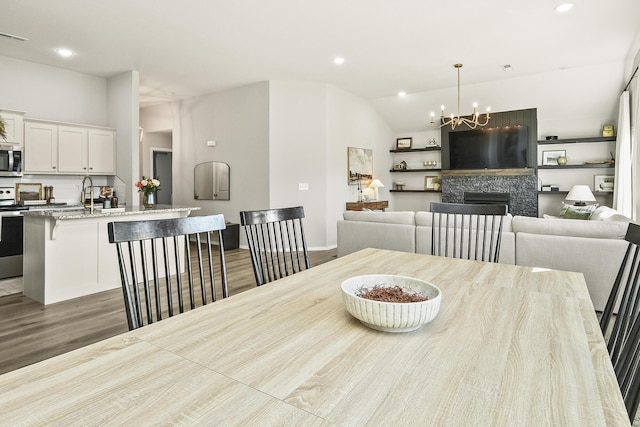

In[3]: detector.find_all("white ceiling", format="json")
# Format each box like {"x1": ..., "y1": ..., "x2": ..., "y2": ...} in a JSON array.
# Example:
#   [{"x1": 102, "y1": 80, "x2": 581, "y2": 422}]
[{"x1": 1, "y1": 0, "x2": 639, "y2": 107}]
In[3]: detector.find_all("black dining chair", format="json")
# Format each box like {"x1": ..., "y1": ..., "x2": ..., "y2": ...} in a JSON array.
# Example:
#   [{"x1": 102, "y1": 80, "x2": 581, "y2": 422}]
[
  {"x1": 107, "y1": 214, "x2": 229, "y2": 331},
  {"x1": 599, "y1": 222, "x2": 640, "y2": 419},
  {"x1": 430, "y1": 202, "x2": 508, "y2": 263},
  {"x1": 239, "y1": 206, "x2": 309, "y2": 286}
]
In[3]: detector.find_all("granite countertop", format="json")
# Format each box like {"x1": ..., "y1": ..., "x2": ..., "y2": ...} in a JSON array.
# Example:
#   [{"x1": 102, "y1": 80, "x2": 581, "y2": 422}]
[{"x1": 22, "y1": 205, "x2": 201, "y2": 220}]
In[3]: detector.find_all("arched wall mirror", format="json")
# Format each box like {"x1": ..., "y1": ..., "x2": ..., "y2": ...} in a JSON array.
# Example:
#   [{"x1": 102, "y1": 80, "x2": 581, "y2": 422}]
[{"x1": 194, "y1": 161, "x2": 230, "y2": 200}]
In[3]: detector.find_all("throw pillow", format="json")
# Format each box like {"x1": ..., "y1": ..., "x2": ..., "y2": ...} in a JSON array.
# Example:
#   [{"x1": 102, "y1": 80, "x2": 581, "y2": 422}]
[
  {"x1": 589, "y1": 205, "x2": 618, "y2": 221},
  {"x1": 560, "y1": 203, "x2": 598, "y2": 220}
]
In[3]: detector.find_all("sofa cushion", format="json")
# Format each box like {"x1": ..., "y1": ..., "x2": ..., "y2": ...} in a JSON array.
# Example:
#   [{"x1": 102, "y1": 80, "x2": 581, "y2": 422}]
[
  {"x1": 343, "y1": 210, "x2": 415, "y2": 225},
  {"x1": 511, "y1": 215, "x2": 629, "y2": 239}
]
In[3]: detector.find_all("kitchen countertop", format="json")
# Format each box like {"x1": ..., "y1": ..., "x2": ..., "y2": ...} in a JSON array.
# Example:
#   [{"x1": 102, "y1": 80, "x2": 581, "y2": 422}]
[{"x1": 21, "y1": 204, "x2": 201, "y2": 220}]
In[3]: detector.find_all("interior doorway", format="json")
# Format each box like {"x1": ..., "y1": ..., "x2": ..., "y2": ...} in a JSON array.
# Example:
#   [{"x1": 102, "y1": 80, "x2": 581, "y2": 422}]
[
  {"x1": 142, "y1": 129, "x2": 173, "y2": 205},
  {"x1": 152, "y1": 150, "x2": 172, "y2": 204}
]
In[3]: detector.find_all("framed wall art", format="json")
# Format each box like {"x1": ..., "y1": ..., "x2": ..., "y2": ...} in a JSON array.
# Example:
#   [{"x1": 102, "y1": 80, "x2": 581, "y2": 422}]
[
  {"x1": 16, "y1": 183, "x2": 43, "y2": 203},
  {"x1": 396, "y1": 137, "x2": 412, "y2": 150},
  {"x1": 424, "y1": 176, "x2": 438, "y2": 190},
  {"x1": 594, "y1": 175, "x2": 614, "y2": 192},
  {"x1": 542, "y1": 150, "x2": 566, "y2": 166},
  {"x1": 347, "y1": 147, "x2": 373, "y2": 185}
]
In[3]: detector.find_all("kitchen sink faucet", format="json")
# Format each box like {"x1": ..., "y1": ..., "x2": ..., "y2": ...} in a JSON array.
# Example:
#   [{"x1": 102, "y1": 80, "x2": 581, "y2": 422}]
[{"x1": 81, "y1": 175, "x2": 94, "y2": 213}]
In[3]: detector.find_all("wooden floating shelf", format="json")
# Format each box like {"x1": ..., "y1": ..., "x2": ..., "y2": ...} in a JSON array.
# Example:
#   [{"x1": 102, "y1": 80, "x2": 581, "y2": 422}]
[
  {"x1": 538, "y1": 164, "x2": 614, "y2": 169},
  {"x1": 389, "y1": 147, "x2": 441, "y2": 153},
  {"x1": 537, "y1": 136, "x2": 616, "y2": 145},
  {"x1": 390, "y1": 168, "x2": 442, "y2": 172},
  {"x1": 538, "y1": 191, "x2": 613, "y2": 196},
  {"x1": 390, "y1": 189, "x2": 442, "y2": 193}
]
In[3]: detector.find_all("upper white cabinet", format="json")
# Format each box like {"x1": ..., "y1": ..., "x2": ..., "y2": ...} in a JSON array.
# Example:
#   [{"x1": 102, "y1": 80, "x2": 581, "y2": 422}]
[
  {"x1": 58, "y1": 125, "x2": 87, "y2": 173},
  {"x1": 24, "y1": 120, "x2": 58, "y2": 173},
  {"x1": 0, "y1": 110, "x2": 25, "y2": 146},
  {"x1": 88, "y1": 128, "x2": 115, "y2": 174},
  {"x1": 24, "y1": 119, "x2": 116, "y2": 175}
]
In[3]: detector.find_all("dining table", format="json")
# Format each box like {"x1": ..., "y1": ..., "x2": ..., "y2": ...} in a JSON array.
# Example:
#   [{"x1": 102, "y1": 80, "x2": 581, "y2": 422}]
[{"x1": 0, "y1": 248, "x2": 630, "y2": 426}]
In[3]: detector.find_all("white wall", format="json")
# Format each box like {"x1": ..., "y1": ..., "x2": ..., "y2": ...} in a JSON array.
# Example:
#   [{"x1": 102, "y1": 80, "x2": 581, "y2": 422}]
[
  {"x1": 142, "y1": 81, "x2": 393, "y2": 249},
  {"x1": 0, "y1": 55, "x2": 107, "y2": 125},
  {"x1": 149, "y1": 83, "x2": 270, "y2": 229},
  {"x1": 325, "y1": 85, "x2": 394, "y2": 245},
  {"x1": 269, "y1": 81, "x2": 328, "y2": 249},
  {"x1": 107, "y1": 71, "x2": 140, "y2": 206}
]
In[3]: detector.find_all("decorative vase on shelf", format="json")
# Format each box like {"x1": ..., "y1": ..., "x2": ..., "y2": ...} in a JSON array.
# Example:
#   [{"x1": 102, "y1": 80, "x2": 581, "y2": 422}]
[
  {"x1": 143, "y1": 193, "x2": 155, "y2": 209},
  {"x1": 556, "y1": 156, "x2": 568, "y2": 166}
]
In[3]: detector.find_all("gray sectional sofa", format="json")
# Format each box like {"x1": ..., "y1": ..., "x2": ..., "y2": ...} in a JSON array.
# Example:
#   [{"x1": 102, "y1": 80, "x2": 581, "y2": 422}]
[{"x1": 337, "y1": 210, "x2": 632, "y2": 311}]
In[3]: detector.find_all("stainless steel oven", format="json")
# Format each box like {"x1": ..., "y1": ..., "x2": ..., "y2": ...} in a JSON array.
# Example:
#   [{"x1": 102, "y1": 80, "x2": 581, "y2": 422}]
[
  {"x1": 0, "y1": 144, "x2": 23, "y2": 177},
  {"x1": 0, "y1": 186, "x2": 23, "y2": 279}
]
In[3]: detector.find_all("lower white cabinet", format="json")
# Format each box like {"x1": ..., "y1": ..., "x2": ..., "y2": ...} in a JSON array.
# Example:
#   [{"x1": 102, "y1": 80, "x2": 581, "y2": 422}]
[{"x1": 24, "y1": 119, "x2": 116, "y2": 175}]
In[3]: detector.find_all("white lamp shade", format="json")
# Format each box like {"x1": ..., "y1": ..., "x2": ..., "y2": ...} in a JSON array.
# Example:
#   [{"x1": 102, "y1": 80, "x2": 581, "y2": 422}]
[
  {"x1": 367, "y1": 179, "x2": 384, "y2": 201},
  {"x1": 368, "y1": 179, "x2": 384, "y2": 189},
  {"x1": 565, "y1": 185, "x2": 596, "y2": 204}
]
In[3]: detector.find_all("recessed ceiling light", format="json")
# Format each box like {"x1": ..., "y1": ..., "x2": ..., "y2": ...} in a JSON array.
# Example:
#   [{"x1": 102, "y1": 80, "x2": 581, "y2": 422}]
[
  {"x1": 555, "y1": 3, "x2": 574, "y2": 13},
  {"x1": 502, "y1": 64, "x2": 514, "y2": 71},
  {"x1": 55, "y1": 48, "x2": 74, "y2": 57},
  {"x1": 332, "y1": 57, "x2": 345, "y2": 65},
  {"x1": 398, "y1": 91, "x2": 407, "y2": 97}
]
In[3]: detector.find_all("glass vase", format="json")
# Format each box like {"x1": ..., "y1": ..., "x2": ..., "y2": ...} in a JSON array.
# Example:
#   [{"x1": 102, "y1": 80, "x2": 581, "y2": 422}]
[{"x1": 142, "y1": 192, "x2": 155, "y2": 209}]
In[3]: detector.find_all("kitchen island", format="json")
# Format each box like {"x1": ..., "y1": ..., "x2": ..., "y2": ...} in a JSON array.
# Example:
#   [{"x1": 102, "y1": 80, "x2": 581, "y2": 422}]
[{"x1": 22, "y1": 205, "x2": 200, "y2": 304}]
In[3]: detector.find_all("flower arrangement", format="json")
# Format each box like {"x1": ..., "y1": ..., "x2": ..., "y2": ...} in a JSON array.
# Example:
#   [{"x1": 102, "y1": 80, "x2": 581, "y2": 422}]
[
  {"x1": 135, "y1": 176, "x2": 161, "y2": 195},
  {"x1": 0, "y1": 115, "x2": 6, "y2": 141}
]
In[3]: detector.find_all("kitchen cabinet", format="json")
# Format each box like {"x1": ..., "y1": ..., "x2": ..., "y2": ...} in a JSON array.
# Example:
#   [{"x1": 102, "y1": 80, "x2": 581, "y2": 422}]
[
  {"x1": 24, "y1": 119, "x2": 116, "y2": 175},
  {"x1": 88, "y1": 128, "x2": 116, "y2": 174},
  {"x1": 24, "y1": 120, "x2": 58, "y2": 173},
  {"x1": 0, "y1": 110, "x2": 25, "y2": 146},
  {"x1": 58, "y1": 125, "x2": 87, "y2": 173}
]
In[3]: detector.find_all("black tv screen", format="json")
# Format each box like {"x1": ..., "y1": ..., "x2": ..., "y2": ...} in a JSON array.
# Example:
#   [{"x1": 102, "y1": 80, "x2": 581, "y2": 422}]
[{"x1": 447, "y1": 126, "x2": 528, "y2": 170}]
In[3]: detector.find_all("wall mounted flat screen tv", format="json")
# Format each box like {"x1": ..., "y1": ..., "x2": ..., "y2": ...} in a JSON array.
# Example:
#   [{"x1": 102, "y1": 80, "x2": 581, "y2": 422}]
[{"x1": 447, "y1": 126, "x2": 528, "y2": 170}]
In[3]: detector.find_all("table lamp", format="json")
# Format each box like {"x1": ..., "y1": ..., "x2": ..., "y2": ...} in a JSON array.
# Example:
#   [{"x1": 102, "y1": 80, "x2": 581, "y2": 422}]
[
  {"x1": 565, "y1": 185, "x2": 596, "y2": 206},
  {"x1": 368, "y1": 179, "x2": 384, "y2": 201}
]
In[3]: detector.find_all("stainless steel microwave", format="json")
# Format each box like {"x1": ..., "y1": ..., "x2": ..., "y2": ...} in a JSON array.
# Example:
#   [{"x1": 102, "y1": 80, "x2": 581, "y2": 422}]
[{"x1": 0, "y1": 144, "x2": 23, "y2": 177}]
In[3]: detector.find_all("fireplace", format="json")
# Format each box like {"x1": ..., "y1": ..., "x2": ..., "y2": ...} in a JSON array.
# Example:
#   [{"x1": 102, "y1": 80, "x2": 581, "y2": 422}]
[
  {"x1": 442, "y1": 173, "x2": 538, "y2": 217},
  {"x1": 464, "y1": 192, "x2": 511, "y2": 211}
]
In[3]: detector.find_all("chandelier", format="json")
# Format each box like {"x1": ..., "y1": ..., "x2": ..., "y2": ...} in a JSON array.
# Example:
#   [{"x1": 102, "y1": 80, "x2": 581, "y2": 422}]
[{"x1": 430, "y1": 64, "x2": 491, "y2": 130}]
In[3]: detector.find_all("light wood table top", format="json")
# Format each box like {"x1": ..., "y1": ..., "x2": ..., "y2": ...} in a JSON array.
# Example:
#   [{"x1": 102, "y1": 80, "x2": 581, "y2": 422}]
[{"x1": 0, "y1": 248, "x2": 629, "y2": 426}]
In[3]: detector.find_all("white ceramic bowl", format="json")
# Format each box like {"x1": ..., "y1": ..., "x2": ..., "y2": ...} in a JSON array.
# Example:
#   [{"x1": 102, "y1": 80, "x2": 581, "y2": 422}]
[{"x1": 341, "y1": 274, "x2": 442, "y2": 333}]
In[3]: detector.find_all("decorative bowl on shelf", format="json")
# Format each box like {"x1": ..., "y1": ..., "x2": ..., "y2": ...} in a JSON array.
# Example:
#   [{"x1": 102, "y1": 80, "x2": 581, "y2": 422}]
[{"x1": 341, "y1": 274, "x2": 441, "y2": 333}]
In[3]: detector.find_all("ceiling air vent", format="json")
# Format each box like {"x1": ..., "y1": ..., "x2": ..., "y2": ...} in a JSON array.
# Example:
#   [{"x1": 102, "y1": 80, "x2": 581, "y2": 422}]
[{"x1": 0, "y1": 32, "x2": 28, "y2": 42}]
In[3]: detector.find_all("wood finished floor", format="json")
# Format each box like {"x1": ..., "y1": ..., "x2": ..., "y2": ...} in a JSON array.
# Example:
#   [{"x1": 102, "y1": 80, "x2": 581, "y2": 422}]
[{"x1": 0, "y1": 247, "x2": 336, "y2": 375}]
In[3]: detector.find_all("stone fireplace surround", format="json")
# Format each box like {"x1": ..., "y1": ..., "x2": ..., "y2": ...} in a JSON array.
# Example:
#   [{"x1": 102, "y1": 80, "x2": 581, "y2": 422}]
[{"x1": 441, "y1": 172, "x2": 538, "y2": 217}]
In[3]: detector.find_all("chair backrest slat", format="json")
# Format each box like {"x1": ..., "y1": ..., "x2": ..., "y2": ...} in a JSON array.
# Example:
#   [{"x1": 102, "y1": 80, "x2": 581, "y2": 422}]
[
  {"x1": 430, "y1": 202, "x2": 507, "y2": 263},
  {"x1": 108, "y1": 214, "x2": 229, "y2": 331},
  {"x1": 600, "y1": 222, "x2": 640, "y2": 421},
  {"x1": 240, "y1": 206, "x2": 310, "y2": 286}
]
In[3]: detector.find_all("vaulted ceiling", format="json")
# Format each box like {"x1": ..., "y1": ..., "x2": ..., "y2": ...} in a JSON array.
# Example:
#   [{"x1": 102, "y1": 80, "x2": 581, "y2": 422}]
[{"x1": 1, "y1": 0, "x2": 639, "y2": 107}]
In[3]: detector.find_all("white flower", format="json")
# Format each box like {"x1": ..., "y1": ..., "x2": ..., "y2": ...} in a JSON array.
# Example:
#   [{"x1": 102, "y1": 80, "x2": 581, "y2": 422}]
[
  {"x1": 141, "y1": 179, "x2": 148, "y2": 187},
  {"x1": 152, "y1": 179, "x2": 160, "y2": 187}
]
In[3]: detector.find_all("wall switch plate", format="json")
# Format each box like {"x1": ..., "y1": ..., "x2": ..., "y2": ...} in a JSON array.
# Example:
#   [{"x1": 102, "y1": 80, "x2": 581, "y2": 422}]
[
  {"x1": 206, "y1": 140, "x2": 216, "y2": 147},
  {"x1": 298, "y1": 183, "x2": 309, "y2": 191}
]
